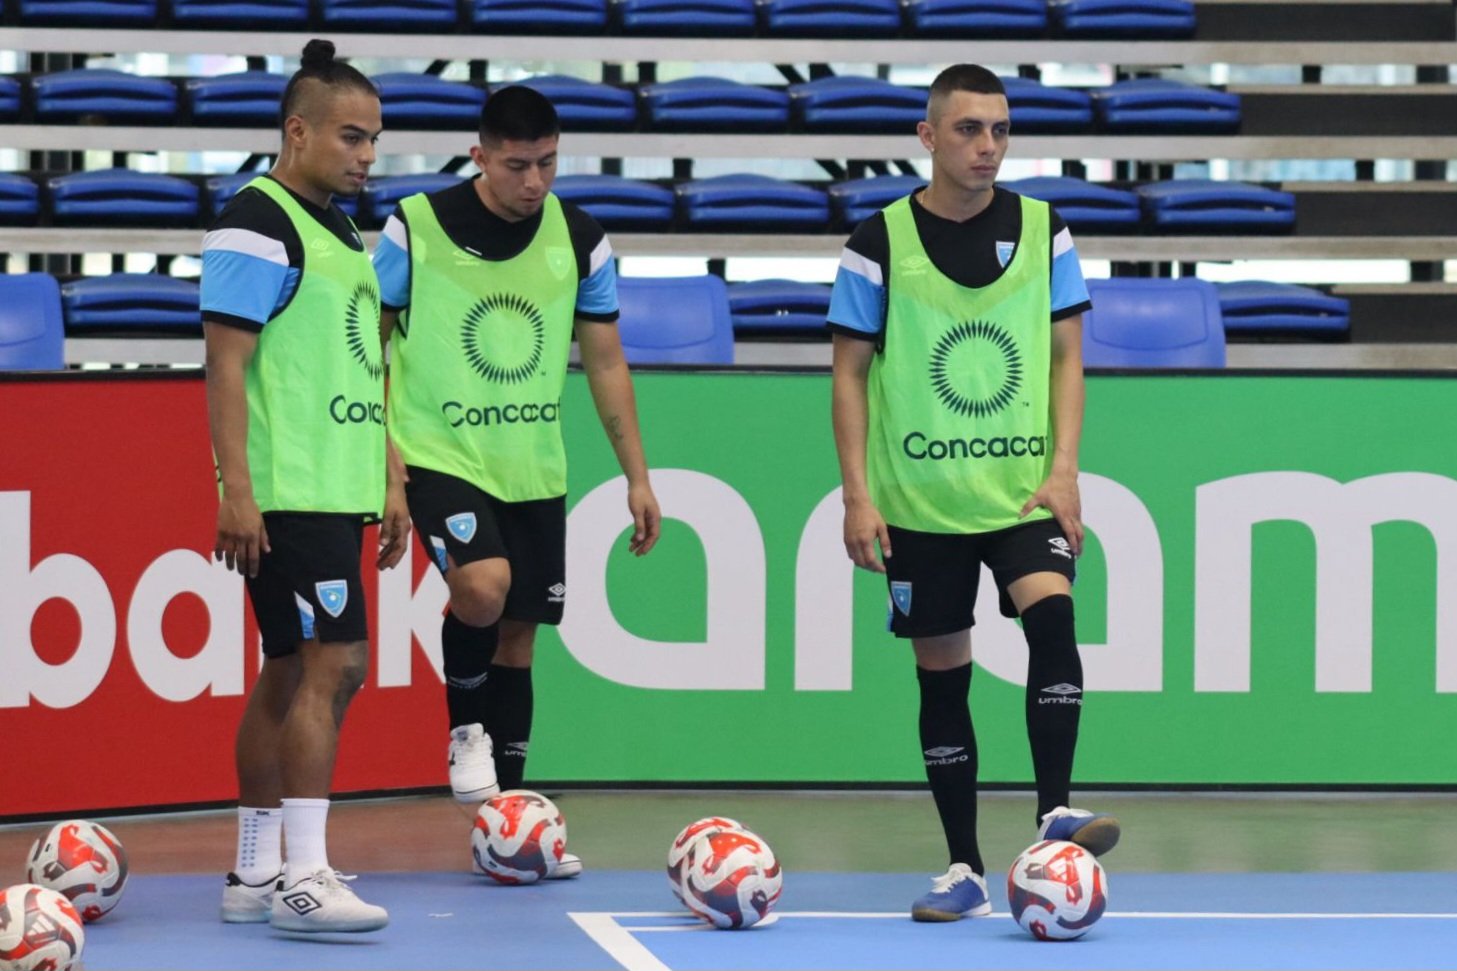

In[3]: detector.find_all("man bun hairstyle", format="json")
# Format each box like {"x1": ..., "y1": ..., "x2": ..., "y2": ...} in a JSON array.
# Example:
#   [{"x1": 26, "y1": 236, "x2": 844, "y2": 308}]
[
  {"x1": 479, "y1": 85, "x2": 561, "y2": 145},
  {"x1": 280, "y1": 39, "x2": 379, "y2": 131}
]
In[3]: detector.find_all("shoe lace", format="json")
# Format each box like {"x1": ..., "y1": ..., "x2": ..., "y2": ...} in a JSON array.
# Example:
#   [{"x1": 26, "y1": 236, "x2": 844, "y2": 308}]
[
  {"x1": 453, "y1": 734, "x2": 494, "y2": 764},
  {"x1": 310, "y1": 869, "x2": 358, "y2": 892},
  {"x1": 930, "y1": 867, "x2": 973, "y2": 894}
]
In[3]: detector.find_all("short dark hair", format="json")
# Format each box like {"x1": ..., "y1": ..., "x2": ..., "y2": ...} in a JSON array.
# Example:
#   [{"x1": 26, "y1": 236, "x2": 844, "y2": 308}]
[
  {"x1": 927, "y1": 64, "x2": 1006, "y2": 121},
  {"x1": 479, "y1": 86, "x2": 561, "y2": 144},
  {"x1": 279, "y1": 39, "x2": 378, "y2": 132}
]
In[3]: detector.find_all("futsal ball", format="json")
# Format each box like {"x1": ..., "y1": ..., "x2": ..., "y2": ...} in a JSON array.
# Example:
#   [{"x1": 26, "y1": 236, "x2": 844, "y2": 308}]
[
  {"x1": 666, "y1": 817, "x2": 745, "y2": 904},
  {"x1": 1006, "y1": 839, "x2": 1108, "y2": 941},
  {"x1": 0, "y1": 884, "x2": 86, "y2": 971},
  {"x1": 471, "y1": 790, "x2": 567, "y2": 885},
  {"x1": 681, "y1": 826, "x2": 782, "y2": 929},
  {"x1": 26, "y1": 820, "x2": 128, "y2": 922}
]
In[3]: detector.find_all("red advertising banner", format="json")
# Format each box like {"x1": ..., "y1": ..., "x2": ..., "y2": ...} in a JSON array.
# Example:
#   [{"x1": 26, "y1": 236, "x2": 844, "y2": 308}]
[{"x1": 0, "y1": 374, "x2": 447, "y2": 819}]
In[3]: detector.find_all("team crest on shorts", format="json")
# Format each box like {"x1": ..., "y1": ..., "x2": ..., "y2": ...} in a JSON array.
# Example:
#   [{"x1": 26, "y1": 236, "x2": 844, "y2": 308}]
[
  {"x1": 315, "y1": 580, "x2": 348, "y2": 619},
  {"x1": 446, "y1": 512, "x2": 477, "y2": 543},
  {"x1": 891, "y1": 580, "x2": 913, "y2": 615}
]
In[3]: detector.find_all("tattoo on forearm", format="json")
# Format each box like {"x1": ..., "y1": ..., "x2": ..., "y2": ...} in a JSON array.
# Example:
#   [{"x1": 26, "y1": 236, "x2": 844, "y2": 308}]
[{"x1": 606, "y1": 415, "x2": 625, "y2": 443}]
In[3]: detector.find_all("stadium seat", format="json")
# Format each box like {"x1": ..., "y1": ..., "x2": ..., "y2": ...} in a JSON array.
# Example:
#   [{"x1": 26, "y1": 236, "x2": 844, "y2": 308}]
[
  {"x1": 320, "y1": 0, "x2": 459, "y2": 30},
  {"x1": 48, "y1": 170, "x2": 199, "y2": 226},
  {"x1": 677, "y1": 174, "x2": 829, "y2": 231},
  {"x1": 640, "y1": 77, "x2": 790, "y2": 132},
  {"x1": 1002, "y1": 76, "x2": 1095, "y2": 132},
  {"x1": 1093, "y1": 78, "x2": 1241, "y2": 133},
  {"x1": 504, "y1": 76, "x2": 638, "y2": 130},
  {"x1": 827, "y1": 174, "x2": 922, "y2": 228},
  {"x1": 360, "y1": 173, "x2": 463, "y2": 226},
  {"x1": 1050, "y1": 0, "x2": 1195, "y2": 36},
  {"x1": 788, "y1": 76, "x2": 924, "y2": 133},
  {"x1": 185, "y1": 72, "x2": 288, "y2": 127},
  {"x1": 32, "y1": 70, "x2": 177, "y2": 124},
  {"x1": 0, "y1": 76, "x2": 21, "y2": 121},
  {"x1": 16, "y1": 0, "x2": 155, "y2": 25},
  {"x1": 727, "y1": 279, "x2": 831, "y2": 335},
  {"x1": 206, "y1": 172, "x2": 359, "y2": 219},
  {"x1": 614, "y1": 0, "x2": 756, "y2": 35},
  {"x1": 171, "y1": 0, "x2": 309, "y2": 26},
  {"x1": 553, "y1": 175, "x2": 675, "y2": 230},
  {"x1": 760, "y1": 0, "x2": 902, "y2": 35},
  {"x1": 615, "y1": 275, "x2": 734, "y2": 364},
  {"x1": 1082, "y1": 277, "x2": 1225, "y2": 367},
  {"x1": 470, "y1": 0, "x2": 608, "y2": 32},
  {"x1": 61, "y1": 274, "x2": 202, "y2": 334},
  {"x1": 906, "y1": 0, "x2": 1047, "y2": 36},
  {"x1": 0, "y1": 174, "x2": 40, "y2": 224},
  {"x1": 1001, "y1": 176, "x2": 1142, "y2": 233},
  {"x1": 1216, "y1": 281, "x2": 1350, "y2": 335},
  {"x1": 1136, "y1": 179, "x2": 1296, "y2": 232},
  {"x1": 0, "y1": 274, "x2": 65, "y2": 371},
  {"x1": 373, "y1": 74, "x2": 487, "y2": 129}
]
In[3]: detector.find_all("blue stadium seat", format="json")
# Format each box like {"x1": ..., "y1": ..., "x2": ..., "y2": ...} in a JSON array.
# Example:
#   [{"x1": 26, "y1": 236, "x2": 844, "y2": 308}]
[
  {"x1": 373, "y1": 74, "x2": 487, "y2": 129},
  {"x1": 49, "y1": 170, "x2": 199, "y2": 226},
  {"x1": 907, "y1": 0, "x2": 1047, "y2": 36},
  {"x1": 1050, "y1": 0, "x2": 1195, "y2": 36},
  {"x1": 727, "y1": 279, "x2": 831, "y2": 335},
  {"x1": 1082, "y1": 277, "x2": 1224, "y2": 368},
  {"x1": 360, "y1": 173, "x2": 463, "y2": 226},
  {"x1": 61, "y1": 274, "x2": 202, "y2": 334},
  {"x1": 789, "y1": 76, "x2": 924, "y2": 133},
  {"x1": 677, "y1": 174, "x2": 829, "y2": 231},
  {"x1": 0, "y1": 274, "x2": 64, "y2": 371},
  {"x1": 641, "y1": 77, "x2": 790, "y2": 132},
  {"x1": 470, "y1": 0, "x2": 608, "y2": 32},
  {"x1": 0, "y1": 174, "x2": 40, "y2": 224},
  {"x1": 0, "y1": 76, "x2": 21, "y2": 121},
  {"x1": 1216, "y1": 281, "x2": 1350, "y2": 335},
  {"x1": 171, "y1": 0, "x2": 309, "y2": 26},
  {"x1": 16, "y1": 0, "x2": 155, "y2": 25},
  {"x1": 1136, "y1": 179, "x2": 1296, "y2": 232},
  {"x1": 32, "y1": 70, "x2": 177, "y2": 124},
  {"x1": 1093, "y1": 78, "x2": 1241, "y2": 133},
  {"x1": 827, "y1": 174, "x2": 922, "y2": 228},
  {"x1": 614, "y1": 0, "x2": 756, "y2": 35},
  {"x1": 761, "y1": 0, "x2": 902, "y2": 35},
  {"x1": 553, "y1": 175, "x2": 675, "y2": 230},
  {"x1": 320, "y1": 0, "x2": 459, "y2": 30},
  {"x1": 616, "y1": 275, "x2": 734, "y2": 364},
  {"x1": 185, "y1": 72, "x2": 288, "y2": 127},
  {"x1": 206, "y1": 173, "x2": 359, "y2": 219},
  {"x1": 1001, "y1": 176, "x2": 1141, "y2": 233},
  {"x1": 1002, "y1": 76, "x2": 1094, "y2": 132},
  {"x1": 504, "y1": 76, "x2": 637, "y2": 130}
]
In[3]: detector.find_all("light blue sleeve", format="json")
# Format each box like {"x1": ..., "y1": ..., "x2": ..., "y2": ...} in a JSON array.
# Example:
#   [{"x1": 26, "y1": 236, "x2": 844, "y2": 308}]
[
  {"x1": 576, "y1": 251, "x2": 618, "y2": 318},
  {"x1": 1051, "y1": 228, "x2": 1091, "y2": 317},
  {"x1": 826, "y1": 248, "x2": 886, "y2": 337},
  {"x1": 372, "y1": 214, "x2": 412, "y2": 309},
  {"x1": 199, "y1": 248, "x2": 290, "y2": 326}
]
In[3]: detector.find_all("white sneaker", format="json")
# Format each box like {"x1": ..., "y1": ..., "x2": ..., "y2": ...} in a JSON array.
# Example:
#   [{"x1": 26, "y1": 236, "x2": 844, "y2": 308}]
[
  {"x1": 547, "y1": 852, "x2": 583, "y2": 880},
  {"x1": 270, "y1": 869, "x2": 389, "y2": 933},
  {"x1": 221, "y1": 871, "x2": 279, "y2": 923},
  {"x1": 448, "y1": 724, "x2": 499, "y2": 804}
]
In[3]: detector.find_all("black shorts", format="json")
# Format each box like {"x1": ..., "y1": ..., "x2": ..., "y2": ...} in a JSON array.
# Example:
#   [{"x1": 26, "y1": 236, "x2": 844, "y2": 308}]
[
  {"x1": 404, "y1": 465, "x2": 567, "y2": 625},
  {"x1": 245, "y1": 513, "x2": 368, "y2": 657},
  {"x1": 884, "y1": 518, "x2": 1076, "y2": 639}
]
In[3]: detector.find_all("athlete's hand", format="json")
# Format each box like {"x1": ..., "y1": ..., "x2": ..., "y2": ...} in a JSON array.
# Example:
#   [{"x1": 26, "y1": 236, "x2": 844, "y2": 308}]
[
  {"x1": 1020, "y1": 470, "x2": 1083, "y2": 556},
  {"x1": 843, "y1": 495, "x2": 891, "y2": 573},
  {"x1": 627, "y1": 480, "x2": 661, "y2": 556},
  {"x1": 215, "y1": 494, "x2": 269, "y2": 577},
  {"x1": 377, "y1": 482, "x2": 411, "y2": 570}
]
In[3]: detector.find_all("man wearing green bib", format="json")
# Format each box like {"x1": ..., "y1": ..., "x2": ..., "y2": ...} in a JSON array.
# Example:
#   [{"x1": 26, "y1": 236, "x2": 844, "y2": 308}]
[
  {"x1": 203, "y1": 40, "x2": 407, "y2": 933},
  {"x1": 828, "y1": 64, "x2": 1120, "y2": 922},
  {"x1": 373, "y1": 87, "x2": 660, "y2": 878}
]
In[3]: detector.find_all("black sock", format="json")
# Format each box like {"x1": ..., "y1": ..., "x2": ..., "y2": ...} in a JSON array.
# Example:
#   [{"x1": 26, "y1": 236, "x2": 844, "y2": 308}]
[
  {"x1": 484, "y1": 664, "x2": 533, "y2": 791},
  {"x1": 1022, "y1": 595, "x2": 1082, "y2": 824},
  {"x1": 441, "y1": 611, "x2": 498, "y2": 733},
  {"x1": 917, "y1": 663, "x2": 982, "y2": 874}
]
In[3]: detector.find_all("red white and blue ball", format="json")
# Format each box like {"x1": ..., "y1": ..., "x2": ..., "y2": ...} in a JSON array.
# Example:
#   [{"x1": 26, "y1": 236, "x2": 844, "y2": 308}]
[
  {"x1": 0, "y1": 883, "x2": 86, "y2": 971},
  {"x1": 471, "y1": 790, "x2": 567, "y2": 885},
  {"x1": 1007, "y1": 839, "x2": 1108, "y2": 940},
  {"x1": 680, "y1": 826, "x2": 782, "y2": 929},
  {"x1": 26, "y1": 820, "x2": 128, "y2": 922},
  {"x1": 666, "y1": 817, "x2": 745, "y2": 904}
]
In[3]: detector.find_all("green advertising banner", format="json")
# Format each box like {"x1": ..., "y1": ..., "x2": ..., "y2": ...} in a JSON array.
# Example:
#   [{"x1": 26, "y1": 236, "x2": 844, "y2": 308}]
[{"x1": 523, "y1": 372, "x2": 1457, "y2": 785}]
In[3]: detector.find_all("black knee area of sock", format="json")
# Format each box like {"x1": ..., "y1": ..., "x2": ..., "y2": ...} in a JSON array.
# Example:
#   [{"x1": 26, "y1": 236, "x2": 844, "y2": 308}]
[
  {"x1": 442, "y1": 612, "x2": 497, "y2": 730},
  {"x1": 1021, "y1": 594, "x2": 1079, "y2": 673}
]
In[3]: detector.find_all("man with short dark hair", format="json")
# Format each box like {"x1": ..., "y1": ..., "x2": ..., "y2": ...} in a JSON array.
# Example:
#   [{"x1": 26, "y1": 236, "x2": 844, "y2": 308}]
[{"x1": 828, "y1": 63, "x2": 1119, "y2": 922}]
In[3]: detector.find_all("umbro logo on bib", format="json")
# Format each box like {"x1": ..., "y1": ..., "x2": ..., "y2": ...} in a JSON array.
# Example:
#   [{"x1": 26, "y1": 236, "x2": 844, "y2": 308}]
[{"x1": 899, "y1": 254, "x2": 930, "y2": 275}]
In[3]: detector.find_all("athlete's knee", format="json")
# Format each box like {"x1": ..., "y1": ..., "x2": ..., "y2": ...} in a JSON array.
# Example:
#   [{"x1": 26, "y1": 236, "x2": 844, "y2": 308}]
[
  {"x1": 450, "y1": 570, "x2": 509, "y2": 627},
  {"x1": 1019, "y1": 594, "x2": 1076, "y2": 653}
]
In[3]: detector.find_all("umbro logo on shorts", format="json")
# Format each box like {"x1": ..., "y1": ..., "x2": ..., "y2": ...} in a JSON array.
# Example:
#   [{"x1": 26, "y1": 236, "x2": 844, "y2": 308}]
[
  {"x1": 547, "y1": 582, "x2": 566, "y2": 603},
  {"x1": 282, "y1": 891, "x2": 321, "y2": 916},
  {"x1": 1048, "y1": 537, "x2": 1073, "y2": 560}
]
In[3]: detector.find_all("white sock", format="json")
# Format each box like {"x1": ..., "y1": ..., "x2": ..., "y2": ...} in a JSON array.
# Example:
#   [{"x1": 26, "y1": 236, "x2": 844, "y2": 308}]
[
  {"x1": 281, "y1": 798, "x2": 330, "y2": 881},
  {"x1": 235, "y1": 806, "x2": 282, "y2": 884}
]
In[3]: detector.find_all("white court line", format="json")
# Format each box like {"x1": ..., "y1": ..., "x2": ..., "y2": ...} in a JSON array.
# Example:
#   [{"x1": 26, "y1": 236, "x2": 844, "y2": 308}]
[{"x1": 569, "y1": 913, "x2": 675, "y2": 971}]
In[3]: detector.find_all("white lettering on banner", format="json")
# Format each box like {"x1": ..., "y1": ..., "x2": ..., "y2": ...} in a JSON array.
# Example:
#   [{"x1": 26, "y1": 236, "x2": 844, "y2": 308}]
[
  {"x1": 963, "y1": 474, "x2": 1166, "y2": 691},
  {"x1": 376, "y1": 553, "x2": 448, "y2": 687},
  {"x1": 126, "y1": 550, "x2": 244, "y2": 701},
  {"x1": 558, "y1": 470, "x2": 766, "y2": 690},
  {"x1": 0, "y1": 491, "x2": 116, "y2": 709},
  {"x1": 793, "y1": 488, "x2": 854, "y2": 690},
  {"x1": 1194, "y1": 471, "x2": 1457, "y2": 694}
]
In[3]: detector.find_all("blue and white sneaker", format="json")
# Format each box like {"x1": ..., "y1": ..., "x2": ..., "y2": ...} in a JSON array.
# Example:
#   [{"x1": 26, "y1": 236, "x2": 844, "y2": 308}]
[
  {"x1": 911, "y1": 863, "x2": 992, "y2": 922},
  {"x1": 1038, "y1": 806, "x2": 1121, "y2": 857}
]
